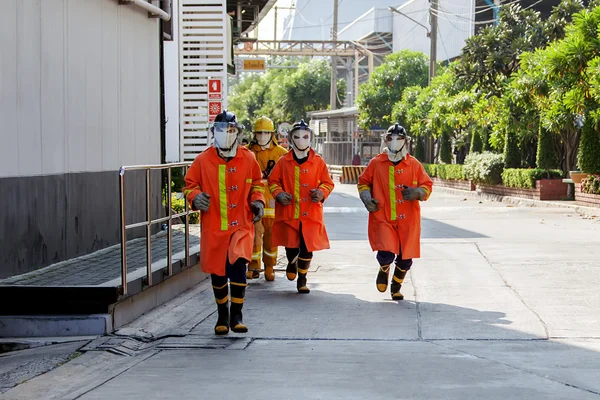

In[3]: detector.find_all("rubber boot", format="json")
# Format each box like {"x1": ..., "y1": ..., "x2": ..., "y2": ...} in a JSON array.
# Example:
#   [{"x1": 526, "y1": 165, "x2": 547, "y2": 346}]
[
  {"x1": 212, "y1": 276, "x2": 229, "y2": 335},
  {"x1": 247, "y1": 259, "x2": 261, "y2": 280},
  {"x1": 376, "y1": 264, "x2": 391, "y2": 293},
  {"x1": 286, "y1": 255, "x2": 298, "y2": 281},
  {"x1": 264, "y1": 264, "x2": 275, "y2": 281},
  {"x1": 296, "y1": 258, "x2": 311, "y2": 293},
  {"x1": 390, "y1": 266, "x2": 408, "y2": 300},
  {"x1": 230, "y1": 282, "x2": 248, "y2": 333}
]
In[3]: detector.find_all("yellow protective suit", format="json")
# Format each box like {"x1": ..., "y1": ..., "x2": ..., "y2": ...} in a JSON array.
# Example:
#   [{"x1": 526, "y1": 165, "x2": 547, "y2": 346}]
[{"x1": 247, "y1": 138, "x2": 288, "y2": 280}]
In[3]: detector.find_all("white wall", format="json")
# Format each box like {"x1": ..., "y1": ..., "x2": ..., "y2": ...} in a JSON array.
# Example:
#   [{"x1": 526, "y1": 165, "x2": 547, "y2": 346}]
[
  {"x1": 0, "y1": 0, "x2": 161, "y2": 178},
  {"x1": 164, "y1": 0, "x2": 180, "y2": 162},
  {"x1": 392, "y1": 0, "x2": 474, "y2": 62}
]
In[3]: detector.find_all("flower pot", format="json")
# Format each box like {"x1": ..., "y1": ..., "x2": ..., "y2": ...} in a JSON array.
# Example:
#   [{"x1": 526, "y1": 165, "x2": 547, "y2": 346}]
[{"x1": 570, "y1": 171, "x2": 589, "y2": 184}]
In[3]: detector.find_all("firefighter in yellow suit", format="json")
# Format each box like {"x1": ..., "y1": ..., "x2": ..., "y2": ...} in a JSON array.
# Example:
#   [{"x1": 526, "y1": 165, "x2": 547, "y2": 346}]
[{"x1": 246, "y1": 116, "x2": 289, "y2": 281}]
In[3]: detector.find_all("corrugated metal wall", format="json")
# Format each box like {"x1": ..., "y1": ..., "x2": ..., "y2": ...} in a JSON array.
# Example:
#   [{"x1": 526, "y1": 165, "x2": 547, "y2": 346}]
[{"x1": 0, "y1": 0, "x2": 161, "y2": 179}]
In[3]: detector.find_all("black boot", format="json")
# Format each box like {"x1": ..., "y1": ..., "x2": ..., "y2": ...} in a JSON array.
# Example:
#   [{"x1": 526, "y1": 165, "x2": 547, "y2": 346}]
[
  {"x1": 286, "y1": 255, "x2": 298, "y2": 281},
  {"x1": 230, "y1": 282, "x2": 248, "y2": 333},
  {"x1": 376, "y1": 264, "x2": 391, "y2": 293},
  {"x1": 211, "y1": 275, "x2": 229, "y2": 335},
  {"x1": 390, "y1": 266, "x2": 408, "y2": 300},
  {"x1": 297, "y1": 258, "x2": 311, "y2": 294}
]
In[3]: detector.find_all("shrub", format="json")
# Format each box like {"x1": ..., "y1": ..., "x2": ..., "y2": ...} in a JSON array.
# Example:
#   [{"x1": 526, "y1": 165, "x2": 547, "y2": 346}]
[
  {"x1": 440, "y1": 132, "x2": 452, "y2": 164},
  {"x1": 470, "y1": 130, "x2": 483, "y2": 153},
  {"x1": 504, "y1": 131, "x2": 520, "y2": 168},
  {"x1": 536, "y1": 128, "x2": 558, "y2": 170},
  {"x1": 423, "y1": 163, "x2": 437, "y2": 178},
  {"x1": 171, "y1": 168, "x2": 186, "y2": 192},
  {"x1": 502, "y1": 168, "x2": 563, "y2": 189},
  {"x1": 463, "y1": 152, "x2": 504, "y2": 185},
  {"x1": 414, "y1": 137, "x2": 426, "y2": 162},
  {"x1": 171, "y1": 195, "x2": 200, "y2": 224},
  {"x1": 578, "y1": 122, "x2": 600, "y2": 173},
  {"x1": 581, "y1": 174, "x2": 600, "y2": 195},
  {"x1": 436, "y1": 164, "x2": 465, "y2": 180}
]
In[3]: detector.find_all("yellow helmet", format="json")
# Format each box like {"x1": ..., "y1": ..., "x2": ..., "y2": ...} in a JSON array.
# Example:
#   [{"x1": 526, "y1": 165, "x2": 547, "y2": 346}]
[{"x1": 253, "y1": 116, "x2": 275, "y2": 133}]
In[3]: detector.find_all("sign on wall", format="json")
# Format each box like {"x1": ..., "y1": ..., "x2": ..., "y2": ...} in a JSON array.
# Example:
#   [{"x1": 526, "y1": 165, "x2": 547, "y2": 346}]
[
  {"x1": 208, "y1": 78, "x2": 222, "y2": 100},
  {"x1": 208, "y1": 101, "x2": 222, "y2": 122}
]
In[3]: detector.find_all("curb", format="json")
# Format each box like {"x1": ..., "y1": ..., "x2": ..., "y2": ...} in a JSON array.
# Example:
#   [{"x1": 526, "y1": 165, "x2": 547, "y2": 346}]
[{"x1": 433, "y1": 186, "x2": 600, "y2": 217}]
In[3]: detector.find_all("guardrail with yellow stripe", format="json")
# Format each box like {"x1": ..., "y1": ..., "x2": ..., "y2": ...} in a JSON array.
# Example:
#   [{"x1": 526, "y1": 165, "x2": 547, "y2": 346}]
[{"x1": 327, "y1": 165, "x2": 366, "y2": 184}]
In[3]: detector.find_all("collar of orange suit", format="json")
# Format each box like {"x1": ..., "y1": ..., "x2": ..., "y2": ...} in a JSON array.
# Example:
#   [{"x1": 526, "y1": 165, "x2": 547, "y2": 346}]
[{"x1": 280, "y1": 148, "x2": 316, "y2": 163}]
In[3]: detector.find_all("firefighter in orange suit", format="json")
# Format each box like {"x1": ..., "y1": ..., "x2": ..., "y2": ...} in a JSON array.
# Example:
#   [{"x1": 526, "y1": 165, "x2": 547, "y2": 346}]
[
  {"x1": 357, "y1": 123, "x2": 433, "y2": 300},
  {"x1": 184, "y1": 110, "x2": 265, "y2": 335},
  {"x1": 246, "y1": 116, "x2": 288, "y2": 281},
  {"x1": 267, "y1": 120, "x2": 335, "y2": 293}
]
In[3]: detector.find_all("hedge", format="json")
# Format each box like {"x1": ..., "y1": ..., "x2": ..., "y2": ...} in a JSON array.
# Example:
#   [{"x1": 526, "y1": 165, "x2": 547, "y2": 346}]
[
  {"x1": 437, "y1": 164, "x2": 465, "y2": 180},
  {"x1": 423, "y1": 163, "x2": 437, "y2": 178},
  {"x1": 463, "y1": 152, "x2": 504, "y2": 185},
  {"x1": 502, "y1": 168, "x2": 563, "y2": 189}
]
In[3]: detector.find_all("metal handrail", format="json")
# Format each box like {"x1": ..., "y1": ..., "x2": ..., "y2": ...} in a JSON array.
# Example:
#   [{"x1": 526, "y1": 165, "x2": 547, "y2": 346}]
[{"x1": 119, "y1": 162, "x2": 198, "y2": 295}]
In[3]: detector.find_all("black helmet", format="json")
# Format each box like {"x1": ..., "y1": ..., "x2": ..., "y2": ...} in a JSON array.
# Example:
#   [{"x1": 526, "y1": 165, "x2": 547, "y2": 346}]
[
  {"x1": 214, "y1": 110, "x2": 237, "y2": 124},
  {"x1": 211, "y1": 110, "x2": 244, "y2": 133},
  {"x1": 387, "y1": 123, "x2": 407, "y2": 137},
  {"x1": 289, "y1": 119, "x2": 312, "y2": 135}
]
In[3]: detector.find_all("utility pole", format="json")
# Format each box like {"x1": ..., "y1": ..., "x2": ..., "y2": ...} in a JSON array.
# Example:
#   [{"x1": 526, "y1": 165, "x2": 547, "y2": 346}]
[
  {"x1": 274, "y1": 6, "x2": 278, "y2": 42},
  {"x1": 330, "y1": 0, "x2": 339, "y2": 110},
  {"x1": 427, "y1": 0, "x2": 438, "y2": 162},
  {"x1": 429, "y1": 0, "x2": 437, "y2": 85}
]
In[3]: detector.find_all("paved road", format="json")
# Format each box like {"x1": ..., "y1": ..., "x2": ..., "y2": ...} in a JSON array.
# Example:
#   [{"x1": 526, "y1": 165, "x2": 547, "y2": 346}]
[{"x1": 3, "y1": 185, "x2": 600, "y2": 399}]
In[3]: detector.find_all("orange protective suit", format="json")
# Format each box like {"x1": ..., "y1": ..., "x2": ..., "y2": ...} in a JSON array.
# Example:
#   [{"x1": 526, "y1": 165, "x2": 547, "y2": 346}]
[
  {"x1": 247, "y1": 140, "x2": 288, "y2": 272},
  {"x1": 267, "y1": 149, "x2": 335, "y2": 252},
  {"x1": 357, "y1": 153, "x2": 433, "y2": 259},
  {"x1": 184, "y1": 146, "x2": 265, "y2": 275}
]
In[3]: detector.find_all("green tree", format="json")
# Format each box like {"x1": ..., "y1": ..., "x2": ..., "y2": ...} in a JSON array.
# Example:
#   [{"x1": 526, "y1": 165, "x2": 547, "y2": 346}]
[
  {"x1": 504, "y1": 131, "x2": 520, "y2": 168},
  {"x1": 536, "y1": 127, "x2": 559, "y2": 170},
  {"x1": 470, "y1": 131, "x2": 483, "y2": 153},
  {"x1": 440, "y1": 132, "x2": 453, "y2": 164},
  {"x1": 578, "y1": 118, "x2": 600, "y2": 173},
  {"x1": 357, "y1": 50, "x2": 429, "y2": 129},
  {"x1": 228, "y1": 58, "x2": 345, "y2": 126},
  {"x1": 519, "y1": 6, "x2": 600, "y2": 173}
]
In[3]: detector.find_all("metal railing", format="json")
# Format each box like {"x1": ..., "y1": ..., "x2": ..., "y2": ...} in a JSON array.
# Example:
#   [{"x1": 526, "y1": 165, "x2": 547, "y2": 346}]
[{"x1": 119, "y1": 162, "x2": 198, "y2": 295}]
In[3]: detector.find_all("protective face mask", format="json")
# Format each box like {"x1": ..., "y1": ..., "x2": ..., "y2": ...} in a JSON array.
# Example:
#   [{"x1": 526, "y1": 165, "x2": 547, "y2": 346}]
[
  {"x1": 291, "y1": 132, "x2": 311, "y2": 159},
  {"x1": 213, "y1": 128, "x2": 239, "y2": 158},
  {"x1": 386, "y1": 137, "x2": 408, "y2": 162},
  {"x1": 214, "y1": 128, "x2": 238, "y2": 149},
  {"x1": 256, "y1": 132, "x2": 272, "y2": 147}
]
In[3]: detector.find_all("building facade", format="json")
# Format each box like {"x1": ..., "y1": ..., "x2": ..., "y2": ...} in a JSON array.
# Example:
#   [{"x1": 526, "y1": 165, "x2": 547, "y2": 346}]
[{"x1": 0, "y1": 0, "x2": 167, "y2": 279}]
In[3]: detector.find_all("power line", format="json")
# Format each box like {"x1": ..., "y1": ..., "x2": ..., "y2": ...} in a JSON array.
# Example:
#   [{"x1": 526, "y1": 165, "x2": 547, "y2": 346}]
[{"x1": 287, "y1": 8, "x2": 429, "y2": 31}]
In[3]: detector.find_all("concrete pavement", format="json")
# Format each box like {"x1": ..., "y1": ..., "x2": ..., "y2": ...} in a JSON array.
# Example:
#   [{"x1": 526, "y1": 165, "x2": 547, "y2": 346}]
[{"x1": 2, "y1": 185, "x2": 600, "y2": 399}]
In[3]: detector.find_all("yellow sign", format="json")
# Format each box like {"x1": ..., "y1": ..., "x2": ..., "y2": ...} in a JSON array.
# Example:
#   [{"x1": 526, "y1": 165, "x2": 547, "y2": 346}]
[{"x1": 243, "y1": 59, "x2": 265, "y2": 71}]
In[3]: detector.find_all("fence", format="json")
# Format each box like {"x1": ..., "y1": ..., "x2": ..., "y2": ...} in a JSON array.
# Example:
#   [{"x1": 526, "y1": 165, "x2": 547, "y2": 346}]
[{"x1": 119, "y1": 162, "x2": 199, "y2": 295}]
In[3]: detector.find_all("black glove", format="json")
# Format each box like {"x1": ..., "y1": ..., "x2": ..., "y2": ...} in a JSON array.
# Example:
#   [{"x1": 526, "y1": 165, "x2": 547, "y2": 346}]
[
  {"x1": 310, "y1": 188, "x2": 324, "y2": 203},
  {"x1": 401, "y1": 186, "x2": 425, "y2": 201},
  {"x1": 359, "y1": 190, "x2": 379, "y2": 212},
  {"x1": 250, "y1": 201, "x2": 264, "y2": 222},
  {"x1": 192, "y1": 193, "x2": 211, "y2": 211},
  {"x1": 276, "y1": 192, "x2": 293, "y2": 206}
]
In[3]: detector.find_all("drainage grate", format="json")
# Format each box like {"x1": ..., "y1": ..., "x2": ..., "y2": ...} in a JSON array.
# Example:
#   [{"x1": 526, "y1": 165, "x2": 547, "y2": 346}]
[
  {"x1": 80, "y1": 337, "x2": 150, "y2": 356},
  {"x1": 157, "y1": 336, "x2": 251, "y2": 350}
]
